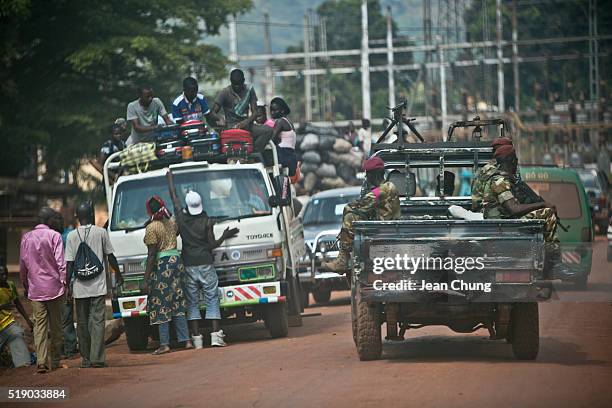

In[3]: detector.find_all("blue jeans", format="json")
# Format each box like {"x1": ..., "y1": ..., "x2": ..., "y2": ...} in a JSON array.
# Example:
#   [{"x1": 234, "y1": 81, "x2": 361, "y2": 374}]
[
  {"x1": 158, "y1": 315, "x2": 189, "y2": 347},
  {"x1": 184, "y1": 264, "x2": 221, "y2": 321},
  {"x1": 0, "y1": 322, "x2": 31, "y2": 368}
]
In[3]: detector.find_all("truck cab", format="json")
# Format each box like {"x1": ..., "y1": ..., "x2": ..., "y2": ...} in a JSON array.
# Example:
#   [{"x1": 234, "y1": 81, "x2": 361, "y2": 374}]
[{"x1": 104, "y1": 147, "x2": 305, "y2": 351}]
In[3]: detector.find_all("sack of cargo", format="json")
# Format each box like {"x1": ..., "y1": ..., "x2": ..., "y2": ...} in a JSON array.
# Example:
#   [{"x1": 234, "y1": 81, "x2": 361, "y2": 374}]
[
  {"x1": 333, "y1": 138, "x2": 352, "y2": 154},
  {"x1": 220, "y1": 129, "x2": 253, "y2": 156},
  {"x1": 337, "y1": 164, "x2": 356, "y2": 182},
  {"x1": 318, "y1": 135, "x2": 336, "y2": 151},
  {"x1": 316, "y1": 163, "x2": 337, "y2": 178},
  {"x1": 301, "y1": 151, "x2": 321, "y2": 164},
  {"x1": 300, "y1": 162, "x2": 318, "y2": 174},
  {"x1": 120, "y1": 142, "x2": 157, "y2": 173},
  {"x1": 299, "y1": 123, "x2": 339, "y2": 137},
  {"x1": 303, "y1": 172, "x2": 319, "y2": 192},
  {"x1": 299, "y1": 133, "x2": 319, "y2": 151},
  {"x1": 321, "y1": 177, "x2": 348, "y2": 189}
]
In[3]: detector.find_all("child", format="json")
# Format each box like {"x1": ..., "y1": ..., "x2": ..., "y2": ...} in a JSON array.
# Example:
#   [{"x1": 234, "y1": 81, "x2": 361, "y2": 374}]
[{"x1": 270, "y1": 97, "x2": 298, "y2": 177}]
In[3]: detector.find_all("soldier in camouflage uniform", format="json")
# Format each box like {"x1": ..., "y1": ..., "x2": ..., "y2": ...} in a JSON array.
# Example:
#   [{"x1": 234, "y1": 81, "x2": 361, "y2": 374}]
[
  {"x1": 471, "y1": 137, "x2": 513, "y2": 211},
  {"x1": 481, "y1": 145, "x2": 559, "y2": 242},
  {"x1": 322, "y1": 156, "x2": 401, "y2": 274}
]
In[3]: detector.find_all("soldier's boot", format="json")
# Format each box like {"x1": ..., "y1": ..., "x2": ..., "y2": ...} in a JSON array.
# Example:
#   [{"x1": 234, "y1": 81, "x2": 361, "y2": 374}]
[{"x1": 321, "y1": 246, "x2": 350, "y2": 273}]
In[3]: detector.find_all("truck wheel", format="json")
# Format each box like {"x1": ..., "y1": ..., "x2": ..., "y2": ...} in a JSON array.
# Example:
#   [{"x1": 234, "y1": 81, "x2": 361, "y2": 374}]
[
  {"x1": 356, "y1": 300, "x2": 382, "y2": 361},
  {"x1": 266, "y1": 303, "x2": 289, "y2": 338},
  {"x1": 287, "y1": 275, "x2": 303, "y2": 327},
  {"x1": 312, "y1": 288, "x2": 331, "y2": 304},
  {"x1": 302, "y1": 289, "x2": 310, "y2": 308},
  {"x1": 510, "y1": 303, "x2": 539, "y2": 360},
  {"x1": 124, "y1": 316, "x2": 150, "y2": 352},
  {"x1": 574, "y1": 274, "x2": 588, "y2": 290},
  {"x1": 350, "y1": 292, "x2": 358, "y2": 345}
]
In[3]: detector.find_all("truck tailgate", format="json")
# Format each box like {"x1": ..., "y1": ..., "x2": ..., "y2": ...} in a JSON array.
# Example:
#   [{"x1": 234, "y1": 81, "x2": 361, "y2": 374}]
[{"x1": 353, "y1": 219, "x2": 550, "y2": 302}]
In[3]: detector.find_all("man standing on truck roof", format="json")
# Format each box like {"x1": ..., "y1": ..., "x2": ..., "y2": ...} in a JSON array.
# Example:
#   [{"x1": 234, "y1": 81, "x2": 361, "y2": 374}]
[
  {"x1": 166, "y1": 170, "x2": 239, "y2": 347},
  {"x1": 126, "y1": 85, "x2": 173, "y2": 145},
  {"x1": 481, "y1": 145, "x2": 559, "y2": 242},
  {"x1": 322, "y1": 156, "x2": 400, "y2": 276},
  {"x1": 171, "y1": 77, "x2": 221, "y2": 126}
]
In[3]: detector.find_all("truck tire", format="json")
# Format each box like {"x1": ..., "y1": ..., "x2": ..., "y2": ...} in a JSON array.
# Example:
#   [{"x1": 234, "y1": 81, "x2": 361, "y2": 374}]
[
  {"x1": 302, "y1": 289, "x2": 310, "y2": 308},
  {"x1": 266, "y1": 303, "x2": 289, "y2": 338},
  {"x1": 312, "y1": 288, "x2": 331, "y2": 304},
  {"x1": 124, "y1": 316, "x2": 149, "y2": 352},
  {"x1": 350, "y1": 290, "x2": 358, "y2": 345},
  {"x1": 574, "y1": 274, "x2": 588, "y2": 290},
  {"x1": 510, "y1": 303, "x2": 539, "y2": 360},
  {"x1": 355, "y1": 300, "x2": 382, "y2": 361},
  {"x1": 287, "y1": 275, "x2": 303, "y2": 327}
]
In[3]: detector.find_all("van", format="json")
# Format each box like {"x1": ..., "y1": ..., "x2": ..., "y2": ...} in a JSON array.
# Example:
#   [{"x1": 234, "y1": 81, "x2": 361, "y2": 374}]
[{"x1": 521, "y1": 166, "x2": 594, "y2": 288}]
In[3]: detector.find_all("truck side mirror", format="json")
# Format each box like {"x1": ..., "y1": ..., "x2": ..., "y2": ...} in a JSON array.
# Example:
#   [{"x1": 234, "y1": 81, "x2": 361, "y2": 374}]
[
  {"x1": 273, "y1": 175, "x2": 292, "y2": 207},
  {"x1": 268, "y1": 196, "x2": 279, "y2": 207}
]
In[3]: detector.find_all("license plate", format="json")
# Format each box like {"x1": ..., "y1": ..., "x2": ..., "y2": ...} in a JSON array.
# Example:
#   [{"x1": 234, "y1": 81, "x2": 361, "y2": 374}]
[{"x1": 122, "y1": 301, "x2": 136, "y2": 309}]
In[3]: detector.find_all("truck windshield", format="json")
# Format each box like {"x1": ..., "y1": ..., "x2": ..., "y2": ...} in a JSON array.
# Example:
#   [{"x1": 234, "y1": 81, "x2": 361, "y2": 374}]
[
  {"x1": 526, "y1": 181, "x2": 582, "y2": 220},
  {"x1": 303, "y1": 195, "x2": 359, "y2": 225},
  {"x1": 111, "y1": 169, "x2": 272, "y2": 231}
]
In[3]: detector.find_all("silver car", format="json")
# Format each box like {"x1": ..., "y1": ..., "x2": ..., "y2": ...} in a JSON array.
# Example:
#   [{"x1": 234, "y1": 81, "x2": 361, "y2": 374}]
[{"x1": 298, "y1": 187, "x2": 361, "y2": 306}]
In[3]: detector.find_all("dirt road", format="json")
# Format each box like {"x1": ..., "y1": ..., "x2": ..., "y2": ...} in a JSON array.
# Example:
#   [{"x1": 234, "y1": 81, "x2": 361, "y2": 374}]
[{"x1": 2, "y1": 239, "x2": 611, "y2": 408}]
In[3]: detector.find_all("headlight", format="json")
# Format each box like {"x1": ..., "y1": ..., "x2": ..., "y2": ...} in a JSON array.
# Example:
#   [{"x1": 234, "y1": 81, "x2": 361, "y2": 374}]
[{"x1": 318, "y1": 241, "x2": 327, "y2": 253}]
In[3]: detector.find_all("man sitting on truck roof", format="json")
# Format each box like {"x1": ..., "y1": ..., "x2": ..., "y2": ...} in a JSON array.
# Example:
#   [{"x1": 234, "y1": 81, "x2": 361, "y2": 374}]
[
  {"x1": 171, "y1": 77, "x2": 220, "y2": 126},
  {"x1": 471, "y1": 137, "x2": 513, "y2": 211},
  {"x1": 126, "y1": 85, "x2": 173, "y2": 145},
  {"x1": 322, "y1": 156, "x2": 401, "y2": 277},
  {"x1": 481, "y1": 145, "x2": 559, "y2": 242}
]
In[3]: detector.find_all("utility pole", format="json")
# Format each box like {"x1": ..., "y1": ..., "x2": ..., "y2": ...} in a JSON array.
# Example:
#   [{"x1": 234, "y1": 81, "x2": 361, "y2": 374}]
[
  {"x1": 263, "y1": 12, "x2": 273, "y2": 106},
  {"x1": 589, "y1": 0, "x2": 599, "y2": 144},
  {"x1": 496, "y1": 0, "x2": 505, "y2": 113},
  {"x1": 512, "y1": 0, "x2": 519, "y2": 113},
  {"x1": 228, "y1": 14, "x2": 238, "y2": 65},
  {"x1": 361, "y1": 0, "x2": 371, "y2": 120},
  {"x1": 386, "y1": 6, "x2": 396, "y2": 109},
  {"x1": 423, "y1": 0, "x2": 432, "y2": 125},
  {"x1": 303, "y1": 13, "x2": 312, "y2": 121}
]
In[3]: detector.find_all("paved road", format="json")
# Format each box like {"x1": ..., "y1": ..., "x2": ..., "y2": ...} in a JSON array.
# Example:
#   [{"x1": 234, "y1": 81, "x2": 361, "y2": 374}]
[{"x1": 3, "y1": 239, "x2": 611, "y2": 408}]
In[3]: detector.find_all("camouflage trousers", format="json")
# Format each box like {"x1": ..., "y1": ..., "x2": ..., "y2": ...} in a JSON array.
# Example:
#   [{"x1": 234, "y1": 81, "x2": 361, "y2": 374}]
[
  {"x1": 337, "y1": 204, "x2": 369, "y2": 252},
  {"x1": 523, "y1": 207, "x2": 559, "y2": 243}
]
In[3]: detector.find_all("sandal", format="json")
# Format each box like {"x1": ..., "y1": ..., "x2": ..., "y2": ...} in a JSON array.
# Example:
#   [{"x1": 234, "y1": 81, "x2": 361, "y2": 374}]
[{"x1": 152, "y1": 346, "x2": 171, "y2": 355}]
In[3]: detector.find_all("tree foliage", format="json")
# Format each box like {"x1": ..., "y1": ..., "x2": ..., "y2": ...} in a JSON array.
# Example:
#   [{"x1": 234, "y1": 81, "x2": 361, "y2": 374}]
[{"x1": 0, "y1": 0, "x2": 252, "y2": 178}]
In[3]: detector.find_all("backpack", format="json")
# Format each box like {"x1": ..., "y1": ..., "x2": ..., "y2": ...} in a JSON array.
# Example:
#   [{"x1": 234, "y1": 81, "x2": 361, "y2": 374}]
[{"x1": 74, "y1": 227, "x2": 103, "y2": 281}]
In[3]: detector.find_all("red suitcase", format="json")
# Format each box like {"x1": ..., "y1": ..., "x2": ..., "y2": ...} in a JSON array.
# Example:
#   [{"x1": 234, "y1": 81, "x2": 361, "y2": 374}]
[{"x1": 221, "y1": 129, "x2": 253, "y2": 155}]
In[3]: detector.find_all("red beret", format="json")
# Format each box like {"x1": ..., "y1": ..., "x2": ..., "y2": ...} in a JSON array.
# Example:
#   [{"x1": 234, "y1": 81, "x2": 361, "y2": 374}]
[
  {"x1": 363, "y1": 156, "x2": 385, "y2": 171},
  {"x1": 492, "y1": 137, "x2": 513, "y2": 149},
  {"x1": 493, "y1": 144, "x2": 516, "y2": 159}
]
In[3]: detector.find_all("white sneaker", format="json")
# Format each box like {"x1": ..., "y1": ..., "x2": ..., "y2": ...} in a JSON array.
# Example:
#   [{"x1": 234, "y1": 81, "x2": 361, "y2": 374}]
[{"x1": 210, "y1": 330, "x2": 227, "y2": 347}]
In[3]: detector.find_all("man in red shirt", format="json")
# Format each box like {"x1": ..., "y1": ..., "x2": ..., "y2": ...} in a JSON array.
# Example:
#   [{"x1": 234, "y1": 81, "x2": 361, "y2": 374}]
[{"x1": 19, "y1": 207, "x2": 67, "y2": 373}]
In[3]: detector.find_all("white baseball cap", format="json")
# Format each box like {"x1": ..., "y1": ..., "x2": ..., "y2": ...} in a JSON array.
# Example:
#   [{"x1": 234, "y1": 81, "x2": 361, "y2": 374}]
[{"x1": 185, "y1": 191, "x2": 203, "y2": 215}]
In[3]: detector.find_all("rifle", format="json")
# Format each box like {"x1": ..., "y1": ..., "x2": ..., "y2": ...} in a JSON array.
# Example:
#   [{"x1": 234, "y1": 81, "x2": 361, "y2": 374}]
[{"x1": 512, "y1": 176, "x2": 569, "y2": 232}]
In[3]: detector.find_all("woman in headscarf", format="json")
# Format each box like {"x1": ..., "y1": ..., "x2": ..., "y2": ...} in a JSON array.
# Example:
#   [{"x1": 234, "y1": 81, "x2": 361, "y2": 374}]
[{"x1": 143, "y1": 196, "x2": 193, "y2": 354}]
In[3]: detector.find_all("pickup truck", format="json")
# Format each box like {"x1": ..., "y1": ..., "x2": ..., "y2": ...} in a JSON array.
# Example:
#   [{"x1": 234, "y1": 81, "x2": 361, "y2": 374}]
[{"x1": 350, "y1": 140, "x2": 554, "y2": 361}]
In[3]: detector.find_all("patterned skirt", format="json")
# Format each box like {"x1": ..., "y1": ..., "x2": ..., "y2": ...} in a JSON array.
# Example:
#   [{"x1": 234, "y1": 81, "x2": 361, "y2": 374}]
[{"x1": 147, "y1": 254, "x2": 187, "y2": 325}]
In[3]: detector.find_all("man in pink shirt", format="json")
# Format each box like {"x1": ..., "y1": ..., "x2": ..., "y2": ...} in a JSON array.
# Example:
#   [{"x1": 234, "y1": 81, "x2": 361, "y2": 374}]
[{"x1": 19, "y1": 207, "x2": 67, "y2": 373}]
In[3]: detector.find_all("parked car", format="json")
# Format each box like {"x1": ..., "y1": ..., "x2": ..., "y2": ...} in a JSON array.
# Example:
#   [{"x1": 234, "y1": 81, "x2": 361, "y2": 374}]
[
  {"x1": 522, "y1": 166, "x2": 594, "y2": 289},
  {"x1": 298, "y1": 187, "x2": 361, "y2": 306},
  {"x1": 575, "y1": 167, "x2": 610, "y2": 234}
]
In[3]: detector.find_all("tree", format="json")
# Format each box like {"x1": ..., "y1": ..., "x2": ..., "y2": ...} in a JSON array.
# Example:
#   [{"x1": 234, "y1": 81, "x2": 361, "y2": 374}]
[{"x1": 0, "y1": 0, "x2": 252, "y2": 178}]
